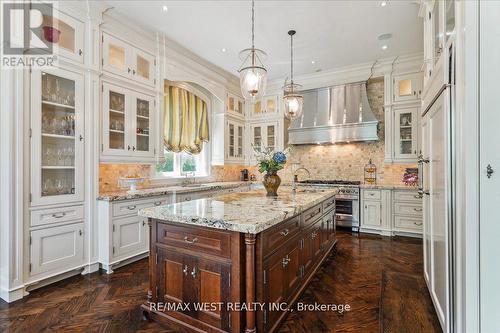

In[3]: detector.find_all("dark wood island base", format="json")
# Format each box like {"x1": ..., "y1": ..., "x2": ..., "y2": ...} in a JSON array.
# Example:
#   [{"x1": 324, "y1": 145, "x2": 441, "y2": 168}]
[{"x1": 141, "y1": 195, "x2": 337, "y2": 333}]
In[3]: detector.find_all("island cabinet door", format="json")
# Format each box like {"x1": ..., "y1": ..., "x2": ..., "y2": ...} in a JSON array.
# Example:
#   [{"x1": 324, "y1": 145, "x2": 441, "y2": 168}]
[
  {"x1": 156, "y1": 249, "x2": 195, "y2": 318},
  {"x1": 301, "y1": 219, "x2": 323, "y2": 276},
  {"x1": 191, "y1": 257, "x2": 231, "y2": 331}
]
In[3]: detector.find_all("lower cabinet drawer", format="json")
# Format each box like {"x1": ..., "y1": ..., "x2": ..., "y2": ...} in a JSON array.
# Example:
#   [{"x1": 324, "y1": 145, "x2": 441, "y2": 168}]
[
  {"x1": 363, "y1": 189, "x2": 381, "y2": 200},
  {"x1": 322, "y1": 196, "x2": 335, "y2": 212},
  {"x1": 394, "y1": 215, "x2": 423, "y2": 231},
  {"x1": 30, "y1": 223, "x2": 85, "y2": 276},
  {"x1": 112, "y1": 197, "x2": 168, "y2": 217},
  {"x1": 30, "y1": 204, "x2": 84, "y2": 227},
  {"x1": 302, "y1": 203, "x2": 323, "y2": 229},
  {"x1": 261, "y1": 215, "x2": 300, "y2": 257},
  {"x1": 393, "y1": 190, "x2": 421, "y2": 202},
  {"x1": 394, "y1": 202, "x2": 423, "y2": 216},
  {"x1": 156, "y1": 222, "x2": 231, "y2": 258}
]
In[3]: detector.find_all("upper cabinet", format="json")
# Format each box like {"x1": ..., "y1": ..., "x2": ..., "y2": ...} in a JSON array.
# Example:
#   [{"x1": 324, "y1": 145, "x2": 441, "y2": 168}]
[
  {"x1": 249, "y1": 94, "x2": 279, "y2": 119},
  {"x1": 226, "y1": 93, "x2": 245, "y2": 118},
  {"x1": 101, "y1": 82, "x2": 156, "y2": 162},
  {"x1": 39, "y1": 8, "x2": 85, "y2": 64},
  {"x1": 102, "y1": 32, "x2": 156, "y2": 87},
  {"x1": 30, "y1": 67, "x2": 85, "y2": 206},
  {"x1": 226, "y1": 118, "x2": 245, "y2": 162},
  {"x1": 393, "y1": 72, "x2": 423, "y2": 103},
  {"x1": 393, "y1": 106, "x2": 419, "y2": 161}
]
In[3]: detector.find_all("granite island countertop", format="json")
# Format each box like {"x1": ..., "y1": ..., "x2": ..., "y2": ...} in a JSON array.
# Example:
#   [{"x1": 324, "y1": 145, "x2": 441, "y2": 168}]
[
  {"x1": 138, "y1": 186, "x2": 337, "y2": 234},
  {"x1": 97, "y1": 181, "x2": 255, "y2": 201}
]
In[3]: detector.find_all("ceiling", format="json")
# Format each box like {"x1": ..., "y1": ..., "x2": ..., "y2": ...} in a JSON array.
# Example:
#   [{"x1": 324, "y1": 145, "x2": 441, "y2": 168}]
[{"x1": 103, "y1": 0, "x2": 423, "y2": 81}]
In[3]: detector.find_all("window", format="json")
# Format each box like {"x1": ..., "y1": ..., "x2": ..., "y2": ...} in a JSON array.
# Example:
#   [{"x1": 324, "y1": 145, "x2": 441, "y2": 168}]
[{"x1": 156, "y1": 147, "x2": 209, "y2": 178}]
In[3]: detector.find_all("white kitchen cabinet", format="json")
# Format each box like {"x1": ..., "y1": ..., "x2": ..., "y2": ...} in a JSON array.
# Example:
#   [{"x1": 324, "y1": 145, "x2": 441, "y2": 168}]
[
  {"x1": 39, "y1": 7, "x2": 85, "y2": 64},
  {"x1": 29, "y1": 222, "x2": 85, "y2": 278},
  {"x1": 393, "y1": 106, "x2": 419, "y2": 161},
  {"x1": 226, "y1": 118, "x2": 245, "y2": 161},
  {"x1": 249, "y1": 94, "x2": 279, "y2": 119},
  {"x1": 393, "y1": 72, "x2": 423, "y2": 103},
  {"x1": 30, "y1": 66, "x2": 85, "y2": 206},
  {"x1": 102, "y1": 32, "x2": 156, "y2": 87},
  {"x1": 101, "y1": 82, "x2": 156, "y2": 162},
  {"x1": 362, "y1": 200, "x2": 381, "y2": 228},
  {"x1": 98, "y1": 196, "x2": 170, "y2": 273},
  {"x1": 227, "y1": 93, "x2": 245, "y2": 118},
  {"x1": 392, "y1": 190, "x2": 422, "y2": 235},
  {"x1": 250, "y1": 121, "x2": 279, "y2": 152},
  {"x1": 113, "y1": 215, "x2": 147, "y2": 258}
]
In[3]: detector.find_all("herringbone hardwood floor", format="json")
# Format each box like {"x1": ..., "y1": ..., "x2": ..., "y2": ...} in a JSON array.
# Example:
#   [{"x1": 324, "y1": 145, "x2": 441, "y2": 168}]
[{"x1": 0, "y1": 231, "x2": 440, "y2": 333}]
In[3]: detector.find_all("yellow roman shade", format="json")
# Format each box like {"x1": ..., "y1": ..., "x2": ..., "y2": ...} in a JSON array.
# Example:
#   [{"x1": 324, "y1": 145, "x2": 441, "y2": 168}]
[{"x1": 163, "y1": 85, "x2": 209, "y2": 154}]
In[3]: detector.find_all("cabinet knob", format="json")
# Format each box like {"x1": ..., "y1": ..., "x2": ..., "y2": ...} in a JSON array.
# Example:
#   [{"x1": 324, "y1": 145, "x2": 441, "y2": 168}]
[
  {"x1": 79, "y1": 230, "x2": 83, "y2": 236},
  {"x1": 79, "y1": 135, "x2": 84, "y2": 141},
  {"x1": 142, "y1": 220, "x2": 146, "y2": 226},
  {"x1": 128, "y1": 68, "x2": 131, "y2": 73},
  {"x1": 132, "y1": 69, "x2": 136, "y2": 75},
  {"x1": 78, "y1": 49, "x2": 83, "y2": 56},
  {"x1": 183, "y1": 265, "x2": 188, "y2": 276},
  {"x1": 133, "y1": 146, "x2": 136, "y2": 151},
  {"x1": 128, "y1": 145, "x2": 131, "y2": 150}
]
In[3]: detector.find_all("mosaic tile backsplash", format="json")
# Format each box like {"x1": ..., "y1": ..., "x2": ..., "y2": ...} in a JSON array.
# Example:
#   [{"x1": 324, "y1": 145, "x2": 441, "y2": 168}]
[{"x1": 98, "y1": 79, "x2": 414, "y2": 193}]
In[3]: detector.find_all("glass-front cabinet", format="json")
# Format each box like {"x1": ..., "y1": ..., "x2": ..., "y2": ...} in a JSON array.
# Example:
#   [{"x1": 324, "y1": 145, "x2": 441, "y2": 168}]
[
  {"x1": 227, "y1": 93, "x2": 244, "y2": 117},
  {"x1": 102, "y1": 32, "x2": 156, "y2": 87},
  {"x1": 393, "y1": 106, "x2": 419, "y2": 161},
  {"x1": 393, "y1": 73, "x2": 423, "y2": 103},
  {"x1": 38, "y1": 7, "x2": 85, "y2": 63},
  {"x1": 31, "y1": 67, "x2": 84, "y2": 206},
  {"x1": 102, "y1": 82, "x2": 155, "y2": 159},
  {"x1": 226, "y1": 119, "x2": 245, "y2": 161},
  {"x1": 249, "y1": 95, "x2": 279, "y2": 118},
  {"x1": 250, "y1": 122, "x2": 278, "y2": 152}
]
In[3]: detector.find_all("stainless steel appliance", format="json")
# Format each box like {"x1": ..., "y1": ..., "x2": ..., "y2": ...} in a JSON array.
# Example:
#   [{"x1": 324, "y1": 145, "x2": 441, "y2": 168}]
[{"x1": 297, "y1": 180, "x2": 360, "y2": 231}]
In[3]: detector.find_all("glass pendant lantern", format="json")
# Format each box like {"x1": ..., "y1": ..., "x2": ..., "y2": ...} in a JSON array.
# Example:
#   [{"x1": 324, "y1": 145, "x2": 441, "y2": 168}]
[
  {"x1": 238, "y1": 0, "x2": 268, "y2": 100},
  {"x1": 283, "y1": 30, "x2": 303, "y2": 121}
]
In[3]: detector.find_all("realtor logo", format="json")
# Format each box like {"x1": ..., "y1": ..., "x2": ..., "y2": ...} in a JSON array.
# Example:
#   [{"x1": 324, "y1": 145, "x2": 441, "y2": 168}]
[{"x1": 2, "y1": 2, "x2": 56, "y2": 67}]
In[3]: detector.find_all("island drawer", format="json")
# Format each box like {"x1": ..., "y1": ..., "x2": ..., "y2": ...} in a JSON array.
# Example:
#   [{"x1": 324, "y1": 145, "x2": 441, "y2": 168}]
[
  {"x1": 302, "y1": 203, "x2": 323, "y2": 229},
  {"x1": 156, "y1": 222, "x2": 231, "y2": 258},
  {"x1": 261, "y1": 215, "x2": 301, "y2": 256},
  {"x1": 322, "y1": 197, "x2": 335, "y2": 213}
]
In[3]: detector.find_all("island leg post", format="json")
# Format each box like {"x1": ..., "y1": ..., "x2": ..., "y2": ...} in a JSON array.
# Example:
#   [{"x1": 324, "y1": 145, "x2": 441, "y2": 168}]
[{"x1": 245, "y1": 233, "x2": 257, "y2": 333}]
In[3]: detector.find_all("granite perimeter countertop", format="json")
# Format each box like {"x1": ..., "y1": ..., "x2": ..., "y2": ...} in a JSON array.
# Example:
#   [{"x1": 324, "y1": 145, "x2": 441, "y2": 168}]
[
  {"x1": 97, "y1": 181, "x2": 255, "y2": 201},
  {"x1": 138, "y1": 186, "x2": 337, "y2": 234}
]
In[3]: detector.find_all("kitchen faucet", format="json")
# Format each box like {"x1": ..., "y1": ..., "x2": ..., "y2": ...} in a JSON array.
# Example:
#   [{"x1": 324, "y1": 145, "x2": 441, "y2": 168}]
[{"x1": 292, "y1": 167, "x2": 311, "y2": 192}]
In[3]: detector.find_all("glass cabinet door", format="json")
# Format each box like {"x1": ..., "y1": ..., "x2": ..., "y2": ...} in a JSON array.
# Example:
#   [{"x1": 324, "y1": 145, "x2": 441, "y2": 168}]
[
  {"x1": 228, "y1": 123, "x2": 235, "y2": 157},
  {"x1": 266, "y1": 124, "x2": 276, "y2": 151},
  {"x1": 264, "y1": 96, "x2": 277, "y2": 114},
  {"x1": 38, "y1": 8, "x2": 84, "y2": 63},
  {"x1": 133, "y1": 49, "x2": 155, "y2": 86},
  {"x1": 253, "y1": 126, "x2": 262, "y2": 151},
  {"x1": 132, "y1": 93, "x2": 155, "y2": 156},
  {"x1": 102, "y1": 83, "x2": 128, "y2": 155},
  {"x1": 31, "y1": 68, "x2": 84, "y2": 205},
  {"x1": 103, "y1": 33, "x2": 129, "y2": 77},
  {"x1": 394, "y1": 107, "x2": 418, "y2": 160},
  {"x1": 253, "y1": 100, "x2": 262, "y2": 116},
  {"x1": 237, "y1": 125, "x2": 244, "y2": 158},
  {"x1": 237, "y1": 100, "x2": 244, "y2": 116}
]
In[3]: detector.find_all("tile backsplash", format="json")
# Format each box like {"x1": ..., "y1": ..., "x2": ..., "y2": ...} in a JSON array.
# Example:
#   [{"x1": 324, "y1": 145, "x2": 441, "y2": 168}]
[{"x1": 99, "y1": 164, "x2": 153, "y2": 193}]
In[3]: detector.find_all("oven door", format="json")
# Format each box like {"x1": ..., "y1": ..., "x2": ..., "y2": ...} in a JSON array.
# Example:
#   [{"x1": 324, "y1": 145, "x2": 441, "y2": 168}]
[{"x1": 335, "y1": 198, "x2": 360, "y2": 228}]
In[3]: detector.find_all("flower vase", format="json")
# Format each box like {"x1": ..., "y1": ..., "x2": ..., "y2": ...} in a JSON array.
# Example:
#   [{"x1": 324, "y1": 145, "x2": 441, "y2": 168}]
[{"x1": 263, "y1": 171, "x2": 281, "y2": 197}]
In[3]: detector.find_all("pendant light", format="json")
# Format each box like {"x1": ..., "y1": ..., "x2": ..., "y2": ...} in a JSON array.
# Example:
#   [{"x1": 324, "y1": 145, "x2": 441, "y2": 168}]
[
  {"x1": 283, "y1": 30, "x2": 303, "y2": 121},
  {"x1": 238, "y1": 0, "x2": 268, "y2": 100}
]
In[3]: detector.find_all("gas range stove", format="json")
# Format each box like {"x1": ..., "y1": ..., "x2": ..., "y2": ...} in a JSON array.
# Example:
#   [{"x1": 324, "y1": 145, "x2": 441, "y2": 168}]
[{"x1": 297, "y1": 179, "x2": 360, "y2": 231}]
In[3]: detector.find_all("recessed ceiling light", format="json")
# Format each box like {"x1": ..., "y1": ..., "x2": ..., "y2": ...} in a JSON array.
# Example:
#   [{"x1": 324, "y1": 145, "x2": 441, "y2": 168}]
[
  {"x1": 162, "y1": 5, "x2": 168, "y2": 12},
  {"x1": 378, "y1": 33, "x2": 392, "y2": 41},
  {"x1": 380, "y1": 1, "x2": 387, "y2": 7},
  {"x1": 311, "y1": 60, "x2": 315, "y2": 64},
  {"x1": 381, "y1": 45, "x2": 388, "y2": 50},
  {"x1": 221, "y1": 48, "x2": 227, "y2": 52}
]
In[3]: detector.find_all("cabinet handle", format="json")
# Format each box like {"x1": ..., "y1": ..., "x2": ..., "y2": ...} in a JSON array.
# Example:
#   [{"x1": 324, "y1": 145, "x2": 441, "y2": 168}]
[
  {"x1": 311, "y1": 231, "x2": 318, "y2": 239},
  {"x1": 79, "y1": 229, "x2": 83, "y2": 236},
  {"x1": 191, "y1": 267, "x2": 197, "y2": 278},
  {"x1": 133, "y1": 146, "x2": 136, "y2": 151},
  {"x1": 127, "y1": 205, "x2": 136, "y2": 210},
  {"x1": 282, "y1": 256, "x2": 291, "y2": 268},
  {"x1": 154, "y1": 201, "x2": 162, "y2": 206},
  {"x1": 369, "y1": 193, "x2": 375, "y2": 196},
  {"x1": 413, "y1": 91, "x2": 416, "y2": 96},
  {"x1": 132, "y1": 69, "x2": 136, "y2": 75},
  {"x1": 52, "y1": 212, "x2": 66, "y2": 218},
  {"x1": 79, "y1": 135, "x2": 84, "y2": 141},
  {"x1": 183, "y1": 265, "x2": 189, "y2": 276},
  {"x1": 414, "y1": 222, "x2": 423, "y2": 226},
  {"x1": 142, "y1": 220, "x2": 146, "y2": 226},
  {"x1": 128, "y1": 68, "x2": 131, "y2": 73},
  {"x1": 184, "y1": 197, "x2": 191, "y2": 201},
  {"x1": 184, "y1": 236, "x2": 198, "y2": 244},
  {"x1": 78, "y1": 49, "x2": 83, "y2": 56},
  {"x1": 414, "y1": 194, "x2": 423, "y2": 199},
  {"x1": 128, "y1": 145, "x2": 131, "y2": 150},
  {"x1": 280, "y1": 229, "x2": 289, "y2": 237},
  {"x1": 413, "y1": 208, "x2": 423, "y2": 212}
]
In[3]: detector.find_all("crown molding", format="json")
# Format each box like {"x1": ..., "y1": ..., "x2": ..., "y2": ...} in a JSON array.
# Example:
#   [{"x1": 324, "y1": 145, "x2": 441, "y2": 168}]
[{"x1": 266, "y1": 52, "x2": 424, "y2": 93}]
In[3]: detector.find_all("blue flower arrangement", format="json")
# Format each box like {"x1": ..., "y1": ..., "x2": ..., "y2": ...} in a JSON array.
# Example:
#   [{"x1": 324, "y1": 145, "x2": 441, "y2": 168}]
[{"x1": 253, "y1": 145, "x2": 291, "y2": 174}]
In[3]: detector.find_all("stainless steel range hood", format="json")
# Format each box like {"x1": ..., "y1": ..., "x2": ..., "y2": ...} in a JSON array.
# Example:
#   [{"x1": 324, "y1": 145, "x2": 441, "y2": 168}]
[{"x1": 288, "y1": 82, "x2": 379, "y2": 145}]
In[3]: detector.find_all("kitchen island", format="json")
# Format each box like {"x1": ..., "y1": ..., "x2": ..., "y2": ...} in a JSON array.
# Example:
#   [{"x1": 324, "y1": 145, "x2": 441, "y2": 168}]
[{"x1": 139, "y1": 186, "x2": 337, "y2": 333}]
